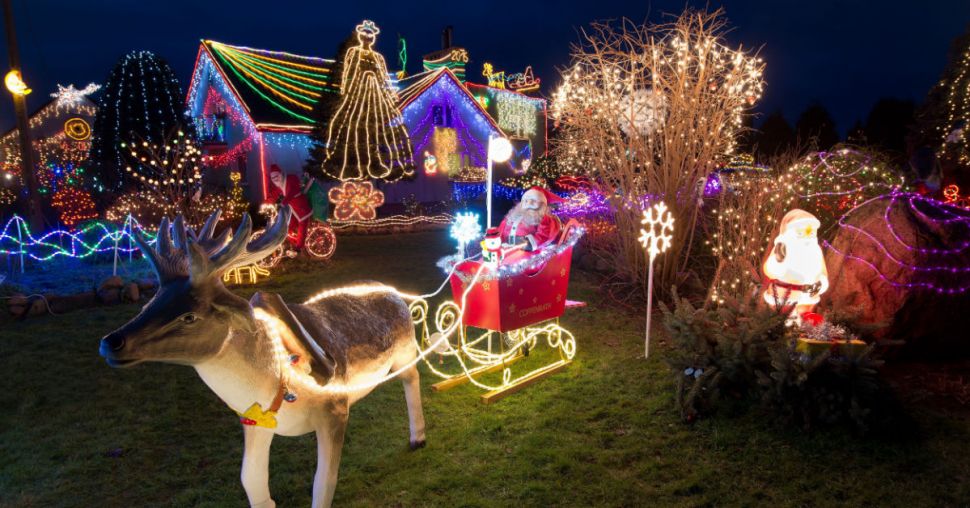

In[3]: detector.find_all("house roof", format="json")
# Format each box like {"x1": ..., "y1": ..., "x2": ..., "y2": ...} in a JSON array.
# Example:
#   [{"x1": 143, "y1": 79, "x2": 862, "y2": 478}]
[
  {"x1": 199, "y1": 40, "x2": 336, "y2": 129},
  {"x1": 396, "y1": 68, "x2": 502, "y2": 134}
]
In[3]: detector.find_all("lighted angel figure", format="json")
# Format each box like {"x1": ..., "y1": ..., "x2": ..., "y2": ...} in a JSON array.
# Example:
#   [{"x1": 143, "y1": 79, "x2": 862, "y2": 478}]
[{"x1": 324, "y1": 20, "x2": 414, "y2": 181}]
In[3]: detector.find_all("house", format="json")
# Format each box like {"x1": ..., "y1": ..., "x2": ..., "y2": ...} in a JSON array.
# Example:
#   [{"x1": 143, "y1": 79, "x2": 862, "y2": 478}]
[{"x1": 184, "y1": 37, "x2": 547, "y2": 206}]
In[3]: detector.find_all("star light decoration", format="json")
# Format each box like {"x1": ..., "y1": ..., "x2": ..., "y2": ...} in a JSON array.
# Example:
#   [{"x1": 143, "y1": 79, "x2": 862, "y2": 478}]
[
  {"x1": 638, "y1": 201, "x2": 674, "y2": 359},
  {"x1": 50, "y1": 83, "x2": 101, "y2": 108}
]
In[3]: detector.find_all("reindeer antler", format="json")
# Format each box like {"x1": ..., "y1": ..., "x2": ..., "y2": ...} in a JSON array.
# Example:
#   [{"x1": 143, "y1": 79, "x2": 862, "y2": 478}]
[
  {"x1": 133, "y1": 207, "x2": 292, "y2": 283},
  {"x1": 208, "y1": 207, "x2": 291, "y2": 275},
  {"x1": 188, "y1": 210, "x2": 232, "y2": 254}
]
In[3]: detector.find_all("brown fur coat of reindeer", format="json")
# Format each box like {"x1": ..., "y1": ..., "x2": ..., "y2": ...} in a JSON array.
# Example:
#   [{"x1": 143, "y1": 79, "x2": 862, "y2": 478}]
[{"x1": 99, "y1": 209, "x2": 426, "y2": 507}]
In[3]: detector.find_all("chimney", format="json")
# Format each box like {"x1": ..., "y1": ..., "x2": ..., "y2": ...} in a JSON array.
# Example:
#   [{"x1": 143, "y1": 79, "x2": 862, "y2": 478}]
[{"x1": 441, "y1": 26, "x2": 453, "y2": 50}]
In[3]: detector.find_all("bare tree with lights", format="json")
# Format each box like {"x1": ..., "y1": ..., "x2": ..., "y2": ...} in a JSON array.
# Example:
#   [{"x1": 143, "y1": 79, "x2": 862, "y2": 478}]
[
  {"x1": 106, "y1": 128, "x2": 245, "y2": 226},
  {"x1": 551, "y1": 8, "x2": 764, "y2": 298}
]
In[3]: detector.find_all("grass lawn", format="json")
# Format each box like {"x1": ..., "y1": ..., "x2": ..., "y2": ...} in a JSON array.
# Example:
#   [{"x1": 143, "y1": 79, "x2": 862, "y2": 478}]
[{"x1": 2, "y1": 231, "x2": 969, "y2": 507}]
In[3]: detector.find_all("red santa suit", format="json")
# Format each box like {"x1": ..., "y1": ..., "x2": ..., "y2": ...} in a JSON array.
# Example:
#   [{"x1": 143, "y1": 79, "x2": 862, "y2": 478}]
[
  {"x1": 265, "y1": 164, "x2": 313, "y2": 249},
  {"x1": 498, "y1": 187, "x2": 563, "y2": 251}
]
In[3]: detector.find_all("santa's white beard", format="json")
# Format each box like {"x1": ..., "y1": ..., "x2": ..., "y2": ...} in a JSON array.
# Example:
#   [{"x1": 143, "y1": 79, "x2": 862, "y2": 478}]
[{"x1": 506, "y1": 205, "x2": 545, "y2": 226}]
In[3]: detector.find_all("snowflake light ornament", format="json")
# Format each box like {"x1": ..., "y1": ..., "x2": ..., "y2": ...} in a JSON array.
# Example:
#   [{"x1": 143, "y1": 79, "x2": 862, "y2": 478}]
[
  {"x1": 450, "y1": 212, "x2": 481, "y2": 257},
  {"x1": 639, "y1": 201, "x2": 674, "y2": 260},
  {"x1": 639, "y1": 200, "x2": 674, "y2": 359}
]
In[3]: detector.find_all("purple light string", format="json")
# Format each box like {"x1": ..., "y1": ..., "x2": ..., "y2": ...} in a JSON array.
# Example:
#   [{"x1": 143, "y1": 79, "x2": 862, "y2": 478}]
[{"x1": 824, "y1": 191, "x2": 970, "y2": 294}]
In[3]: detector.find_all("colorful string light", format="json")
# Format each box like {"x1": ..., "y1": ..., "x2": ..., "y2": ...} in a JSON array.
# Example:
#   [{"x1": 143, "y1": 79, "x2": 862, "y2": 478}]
[{"x1": 0, "y1": 214, "x2": 156, "y2": 262}]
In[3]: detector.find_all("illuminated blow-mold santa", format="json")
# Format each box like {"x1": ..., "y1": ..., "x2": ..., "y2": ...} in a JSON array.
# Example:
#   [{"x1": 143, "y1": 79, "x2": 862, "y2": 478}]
[
  {"x1": 499, "y1": 186, "x2": 564, "y2": 251},
  {"x1": 762, "y1": 209, "x2": 829, "y2": 323},
  {"x1": 264, "y1": 164, "x2": 313, "y2": 250}
]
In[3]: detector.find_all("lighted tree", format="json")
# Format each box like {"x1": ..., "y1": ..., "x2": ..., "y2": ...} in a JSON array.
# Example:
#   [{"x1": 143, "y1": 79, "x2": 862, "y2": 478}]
[
  {"x1": 918, "y1": 27, "x2": 970, "y2": 177},
  {"x1": 106, "y1": 128, "x2": 245, "y2": 227},
  {"x1": 320, "y1": 20, "x2": 414, "y2": 182},
  {"x1": 551, "y1": 9, "x2": 764, "y2": 297},
  {"x1": 305, "y1": 33, "x2": 356, "y2": 176},
  {"x1": 88, "y1": 51, "x2": 186, "y2": 195}
]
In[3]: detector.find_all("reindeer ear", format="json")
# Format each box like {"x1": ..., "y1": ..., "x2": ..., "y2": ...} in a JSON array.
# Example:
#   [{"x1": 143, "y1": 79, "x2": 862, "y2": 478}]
[{"x1": 212, "y1": 290, "x2": 256, "y2": 333}]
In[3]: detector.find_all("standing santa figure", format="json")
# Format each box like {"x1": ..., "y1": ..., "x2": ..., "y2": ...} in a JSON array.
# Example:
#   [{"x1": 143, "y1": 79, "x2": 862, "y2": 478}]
[
  {"x1": 762, "y1": 209, "x2": 829, "y2": 324},
  {"x1": 264, "y1": 164, "x2": 313, "y2": 252}
]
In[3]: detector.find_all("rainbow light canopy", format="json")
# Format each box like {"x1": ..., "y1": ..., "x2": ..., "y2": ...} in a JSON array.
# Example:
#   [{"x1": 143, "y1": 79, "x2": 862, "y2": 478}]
[{"x1": 205, "y1": 40, "x2": 336, "y2": 125}]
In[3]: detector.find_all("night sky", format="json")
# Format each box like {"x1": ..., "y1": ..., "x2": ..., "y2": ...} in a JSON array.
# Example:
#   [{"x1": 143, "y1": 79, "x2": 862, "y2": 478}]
[{"x1": 1, "y1": 0, "x2": 968, "y2": 135}]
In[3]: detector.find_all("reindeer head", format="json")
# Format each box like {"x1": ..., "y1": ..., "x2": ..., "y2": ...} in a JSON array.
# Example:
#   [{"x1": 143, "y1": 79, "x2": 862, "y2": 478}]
[{"x1": 99, "y1": 208, "x2": 291, "y2": 367}]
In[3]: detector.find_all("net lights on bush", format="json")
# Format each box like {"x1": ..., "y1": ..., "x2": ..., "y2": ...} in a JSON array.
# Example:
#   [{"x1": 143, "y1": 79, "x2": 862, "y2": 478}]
[{"x1": 639, "y1": 201, "x2": 674, "y2": 358}]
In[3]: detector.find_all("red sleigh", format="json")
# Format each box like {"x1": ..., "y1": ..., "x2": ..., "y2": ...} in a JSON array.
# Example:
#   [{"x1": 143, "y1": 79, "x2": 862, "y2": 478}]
[
  {"x1": 419, "y1": 219, "x2": 582, "y2": 403},
  {"x1": 449, "y1": 219, "x2": 583, "y2": 332}
]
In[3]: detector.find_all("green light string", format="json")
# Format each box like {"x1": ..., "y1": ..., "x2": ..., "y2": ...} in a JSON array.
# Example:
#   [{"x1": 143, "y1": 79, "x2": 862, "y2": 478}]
[
  {"x1": 210, "y1": 46, "x2": 317, "y2": 123},
  {"x1": 217, "y1": 48, "x2": 320, "y2": 105}
]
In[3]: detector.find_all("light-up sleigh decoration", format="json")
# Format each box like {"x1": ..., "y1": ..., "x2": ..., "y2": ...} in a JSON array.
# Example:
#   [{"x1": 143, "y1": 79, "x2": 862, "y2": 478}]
[{"x1": 412, "y1": 220, "x2": 583, "y2": 403}]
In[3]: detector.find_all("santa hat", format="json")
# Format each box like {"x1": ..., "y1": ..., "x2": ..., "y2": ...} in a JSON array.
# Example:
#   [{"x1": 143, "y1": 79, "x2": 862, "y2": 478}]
[
  {"x1": 524, "y1": 186, "x2": 565, "y2": 205},
  {"x1": 485, "y1": 227, "x2": 501, "y2": 237},
  {"x1": 269, "y1": 164, "x2": 283, "y2": 175},
  {"x1": 779, "y1": 209, "x2": 820, "y2": 234}
]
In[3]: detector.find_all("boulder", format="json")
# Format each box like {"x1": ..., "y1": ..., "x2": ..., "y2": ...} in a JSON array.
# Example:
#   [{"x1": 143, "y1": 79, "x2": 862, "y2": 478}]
[
  {"x1": 136, "y1": 278, "x2": 157, "y2": 291},
  {"x1": 122, "y1": 282, "x2": 140, "y2": 302},
  {"x1": 823, "y1": 193, "x2": 970, "y2": 357},
  {"x1": 96, "y1": 288, "x2": 121, "y2": 305},
  {"x1": 98, "y1": 276, "x2": 124, "y2": 292},
  {"x1": 50, "y1": 292, "x2": 98, "y2": 313}
]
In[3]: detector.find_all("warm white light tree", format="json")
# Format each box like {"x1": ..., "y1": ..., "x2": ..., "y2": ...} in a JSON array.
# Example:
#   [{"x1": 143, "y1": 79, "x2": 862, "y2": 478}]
[{"x1": 551, "y1": 8, "x2": 764, "y2": 296}]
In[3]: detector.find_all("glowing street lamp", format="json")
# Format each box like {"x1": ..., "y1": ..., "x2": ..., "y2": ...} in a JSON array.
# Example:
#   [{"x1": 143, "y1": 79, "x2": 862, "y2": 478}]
[
  {"x1": 485, "y1": 136, "x2": 513, "y2": 228},
  {"x1": 638, "y1": 201, "x2": 674, "y2": 358}
]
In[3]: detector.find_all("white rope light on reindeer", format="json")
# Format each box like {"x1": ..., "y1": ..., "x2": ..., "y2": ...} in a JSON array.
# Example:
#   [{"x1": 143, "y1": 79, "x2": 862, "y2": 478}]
[
  {"x1": 638, "y1": 201, "x2": 674, "y2": 358},
  {"x1": 255, "y1": 256, "x2": 577, "y2": 395}
]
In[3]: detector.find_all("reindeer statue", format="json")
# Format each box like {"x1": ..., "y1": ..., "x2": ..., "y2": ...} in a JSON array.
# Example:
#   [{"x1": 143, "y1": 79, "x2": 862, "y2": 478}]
[{"x1": 99, "y1": 209, "x2": 426, "y2": 507}]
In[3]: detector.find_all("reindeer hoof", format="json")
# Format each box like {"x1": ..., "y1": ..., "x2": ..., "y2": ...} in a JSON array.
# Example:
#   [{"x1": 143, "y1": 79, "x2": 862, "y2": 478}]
[{"x1": 409, "y1": 439, "x2": 426, "y2": 451}]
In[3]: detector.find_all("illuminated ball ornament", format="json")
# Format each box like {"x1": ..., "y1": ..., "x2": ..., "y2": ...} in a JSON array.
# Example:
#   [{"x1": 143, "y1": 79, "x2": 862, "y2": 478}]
[
  {"x1": 489, "y1": 136, "x2": 513, "y2": 163},
  {"x1": 620, "y1": 89, "x2": 666, "y2": 136},
  {"x1": 328, "y1": 181, "x2": 385, "y2": 221}
]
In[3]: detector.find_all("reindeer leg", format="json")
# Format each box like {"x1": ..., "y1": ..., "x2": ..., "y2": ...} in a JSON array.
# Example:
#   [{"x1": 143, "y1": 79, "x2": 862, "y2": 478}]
[
  {"x1": 399, "y1": 363, "x2": 426, "y2": 449},
  {"x1": 312, "y1": 400, "x2": 349, "y2": 508},
  {"x1": 241, "y1": 425, "x2": 276, "y2": 508}
]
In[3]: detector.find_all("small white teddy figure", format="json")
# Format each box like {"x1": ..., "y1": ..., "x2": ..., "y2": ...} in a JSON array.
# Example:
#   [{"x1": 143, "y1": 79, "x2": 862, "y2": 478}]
[{"x1": 762, "y1": 209, "x2": 829, "y2": 325}]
